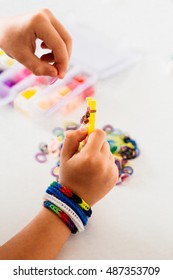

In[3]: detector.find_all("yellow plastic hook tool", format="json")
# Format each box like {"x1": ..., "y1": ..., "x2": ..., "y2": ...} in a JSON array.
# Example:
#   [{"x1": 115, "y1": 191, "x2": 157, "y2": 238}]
[{"x1": 86, "y1": 97, "x2": 96, "y2": 135}]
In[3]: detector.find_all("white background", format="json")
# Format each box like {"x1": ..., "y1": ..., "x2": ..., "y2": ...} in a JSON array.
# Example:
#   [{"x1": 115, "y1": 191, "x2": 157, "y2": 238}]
[{"x1": 0, "y1": 0, "x2": 173, "y2": 260}]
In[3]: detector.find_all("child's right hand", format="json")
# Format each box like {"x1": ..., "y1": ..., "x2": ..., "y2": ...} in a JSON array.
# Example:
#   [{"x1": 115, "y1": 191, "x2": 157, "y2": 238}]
[
  {"x1": 59, "y1": 128, "x2": 119, "y2": 206},
  {"x1": 0, "y1": 9, "x2": 72, "y2": 78}
]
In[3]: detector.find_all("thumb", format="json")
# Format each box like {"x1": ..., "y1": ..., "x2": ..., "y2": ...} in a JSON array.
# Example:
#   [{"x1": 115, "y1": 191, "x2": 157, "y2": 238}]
[
  {"x1": 16, "y1": 48, "x2": 57, "y2": 77},
  {"x1": 61, "y1": 128, "x2": 88, "y2": 160}
]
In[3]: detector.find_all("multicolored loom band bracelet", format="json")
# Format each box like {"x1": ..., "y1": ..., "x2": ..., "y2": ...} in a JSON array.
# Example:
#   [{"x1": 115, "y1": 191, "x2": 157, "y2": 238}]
[
  {"x1": 46, "y1": 186, "x2": 88, "y2": 226},
  {"x1": 50, "y1": 181, "x2": 91, "y2": 214},
  {"x1": 50, "y1": 183, "x2": 92, "y2": 217},
  {"x1": 43, "y1": 200, "x2": 78, "y2": 234},
  {"x1": 44, "y1": 193, "x2": 85, "y2": 232}
]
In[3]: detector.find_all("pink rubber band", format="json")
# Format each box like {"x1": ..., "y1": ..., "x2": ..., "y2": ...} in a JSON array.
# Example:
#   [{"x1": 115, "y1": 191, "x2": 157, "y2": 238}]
[{"x1": 50, "y1": 77, "x2": 58, "y2": 85}]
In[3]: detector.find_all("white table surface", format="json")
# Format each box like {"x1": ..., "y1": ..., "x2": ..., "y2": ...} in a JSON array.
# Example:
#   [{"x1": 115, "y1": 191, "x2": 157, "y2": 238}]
[{"x1": 0, "y1": 0, "x2": 173, "y2": 260}]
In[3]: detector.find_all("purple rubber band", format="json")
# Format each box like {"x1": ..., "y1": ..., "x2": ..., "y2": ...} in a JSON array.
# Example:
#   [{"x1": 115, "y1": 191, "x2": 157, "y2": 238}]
[
  {"x1": 35, "y1": 152, "x2": 47, "y2": 163},
  {"x1": 51, "y1": 166, "x2": 59, "y2": 178}
]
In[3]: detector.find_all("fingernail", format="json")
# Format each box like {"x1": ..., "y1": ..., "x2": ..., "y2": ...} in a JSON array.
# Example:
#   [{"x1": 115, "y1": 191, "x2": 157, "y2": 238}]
[
  {"x1": 49, "y1": 67, "x2": 58, "y2": 77},
  {"x1": 80, "y1": 126, "x2": 88, "y2": 132},
  {"x1": 64, "y1": 130, "x2": 73, "y2": 136},
  {"x1": 58, "y1": 71, "x2": 66, "y2": 79}
]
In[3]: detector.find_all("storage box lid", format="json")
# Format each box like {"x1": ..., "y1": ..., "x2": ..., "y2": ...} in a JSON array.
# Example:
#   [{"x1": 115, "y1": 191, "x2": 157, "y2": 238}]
[{"x1": 66, "y1": 21, "x2": 141, "y2": 79}]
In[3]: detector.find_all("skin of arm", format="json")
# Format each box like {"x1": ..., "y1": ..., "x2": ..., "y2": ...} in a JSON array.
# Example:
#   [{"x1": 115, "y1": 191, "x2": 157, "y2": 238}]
[
  {"x1": 0, "y1": 9, "x2": 72, "y2": 78},
  {"x1": 0, "y1": 8, "x2": 72, "y2": 259},
  {"x1": 0, "y1": 208, "x2": 71, "y2": 260},
  {"x1": 0, "y1": 128, "x2": 118, "y2": 260},
  {"x1": 0, "y1": 9, "x2": 118, "y2": 260}
]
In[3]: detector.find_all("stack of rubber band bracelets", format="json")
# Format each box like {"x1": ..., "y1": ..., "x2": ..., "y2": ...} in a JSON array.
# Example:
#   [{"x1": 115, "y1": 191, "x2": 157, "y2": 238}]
[{"x1": 43, "y1": 181, "x2": 92, "y2": 233}]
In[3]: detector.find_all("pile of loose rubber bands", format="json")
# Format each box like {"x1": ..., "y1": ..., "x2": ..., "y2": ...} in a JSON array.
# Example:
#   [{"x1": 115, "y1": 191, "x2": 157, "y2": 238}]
[{"x1": 35, "y1": 122, "x2": 140, "y2": 185}]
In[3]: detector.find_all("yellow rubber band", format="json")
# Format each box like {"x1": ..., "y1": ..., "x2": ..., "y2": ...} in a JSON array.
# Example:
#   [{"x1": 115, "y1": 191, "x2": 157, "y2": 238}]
[{"x1": 79, "y1": 199, "x2": 90, "y2": 211}]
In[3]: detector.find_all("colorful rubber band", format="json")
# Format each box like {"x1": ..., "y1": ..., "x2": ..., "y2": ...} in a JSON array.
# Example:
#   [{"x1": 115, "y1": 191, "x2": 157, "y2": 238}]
[
  {"x1": 50, "y1": 181, "x2": 92, "y2": 216},
  {"x1": 35, "y1": 152, "x2": 47, "y2": 163}
]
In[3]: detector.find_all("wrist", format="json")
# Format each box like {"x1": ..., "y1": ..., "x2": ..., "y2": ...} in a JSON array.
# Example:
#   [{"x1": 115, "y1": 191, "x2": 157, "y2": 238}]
[
  {"x1": 59, "y1": 179, "x2": 95, "y2": 206},
  {"x1": 41, "y1": 206, "x2": 71, "y2": 235}
]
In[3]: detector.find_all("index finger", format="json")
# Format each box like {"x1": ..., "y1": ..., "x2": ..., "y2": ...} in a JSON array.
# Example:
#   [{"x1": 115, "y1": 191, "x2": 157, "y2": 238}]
[
  {"x1": 36, "y1": 22, "x2": 69, "y2": 78},
  {"x1": 42, "y1": 9, "x2": 72, "y2": 58},
  {"x1": 83, "y1": 129, "x2": 106, "y2": 153},
  {"x1": 50, "y1": 16, "x2": 72, "y2": 59}
]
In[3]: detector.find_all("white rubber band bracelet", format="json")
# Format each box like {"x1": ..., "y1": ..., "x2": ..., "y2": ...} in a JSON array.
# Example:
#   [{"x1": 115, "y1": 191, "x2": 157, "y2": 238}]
[{"x1": 43, "y1": 193, "x2": 85, "y2": 232}]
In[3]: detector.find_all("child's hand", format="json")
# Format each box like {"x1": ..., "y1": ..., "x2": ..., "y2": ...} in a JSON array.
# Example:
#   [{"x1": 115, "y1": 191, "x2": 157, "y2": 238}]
[
  {"x1": 0, "y1": 9, "x2": 72, "y2": 78},
  {"x1": 59, "y1": 128, "x2": 119, "y2": 206}
]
